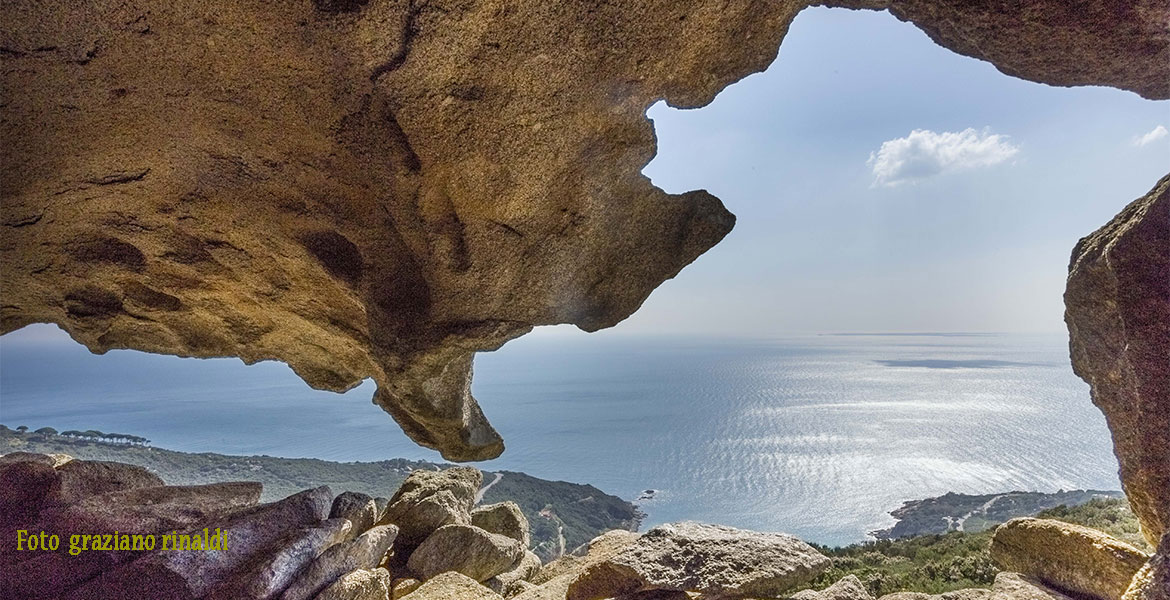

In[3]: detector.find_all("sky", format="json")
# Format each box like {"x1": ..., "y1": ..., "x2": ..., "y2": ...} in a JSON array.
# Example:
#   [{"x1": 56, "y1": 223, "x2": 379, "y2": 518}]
[{"x1": 605, "y1": 6, "x2": 1170, "y2": 336}]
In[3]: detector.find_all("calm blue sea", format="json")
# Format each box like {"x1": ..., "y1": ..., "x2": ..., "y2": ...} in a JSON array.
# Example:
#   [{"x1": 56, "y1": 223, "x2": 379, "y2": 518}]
[{"x1": 0, "y1": 326, "x2": 1119, "y2": 546}]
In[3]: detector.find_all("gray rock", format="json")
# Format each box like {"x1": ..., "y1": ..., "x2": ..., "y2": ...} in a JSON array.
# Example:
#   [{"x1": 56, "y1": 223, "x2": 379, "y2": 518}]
[
  {"x1": 381, "y1": 468, "x2": 482, "y2": 550},
  {"x1": 486, "y1": 550, "x2": 542, "y2": 595},
  {"x1": 331, "y1": 491, "x2": 379, "y2": 540},
  {"x1": 0, "y1": 460, "x2": 59, "y2": 528},
  {"x1": 47, "y1": 459, "x2": 164, "y2": 507},
  {"x1": 204, "y1": 517, "x2": 352, "y2": 600},
  {"x1": 473, "y1": 501, "x2": 532, "y2": 548},
  {"x1": 992, "y1": 573, "x2": 1077, "y2": 599},
  {"x1": 0, "y1": 452, "x2": 72, "y2": 467},
  {"x1": 315, "y1": 568, "x2": 393, "y2": 600},
  {"x1": 533, "y1": 530, "x2": 639, "y2": 585},
  {"x1": 407, "y1": 523, "x2": 524, "y2": 582},
  {"x1": 566, "y1": 522, "x2": 830, "y2": 600},
  {"x1": 399, "y1": 571, "x2": 502, "y2": 600},
  {"x1": 791, "y1": 575, "x2": 874, "y2": 600},
  {"x1": 991, "y1": 518, "x2": 1150, "y2": 600},
  {"x1": 39, "y1": 482, "x2": 262, "y2": 537},
  {"x1": 63, "y1": 486, "x2": 333, "y2": 600},
  {"x1": 279, "y1": 524, "x2": 398, "y2": 600}
]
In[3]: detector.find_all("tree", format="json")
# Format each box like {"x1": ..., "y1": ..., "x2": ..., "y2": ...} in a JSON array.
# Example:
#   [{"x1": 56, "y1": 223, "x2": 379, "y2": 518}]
[
  {"x1": 34, "y1": 427, "x2": 57, "y2": 436},
  {"x1": 15, "y1": 425, "x2": 28, "y2": 433}
]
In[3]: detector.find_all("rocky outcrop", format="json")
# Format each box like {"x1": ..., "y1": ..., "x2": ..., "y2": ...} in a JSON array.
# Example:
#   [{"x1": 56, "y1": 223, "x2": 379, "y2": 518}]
[
  {"x1": 876, "y1": 573, "x2": 1078, "y2": 600},
  {"x1": 566, "y1": 521, "x2": 830, "y2": 599},
  {"x1": 329, "y1": 492, "x2": 379, "y2": 542},
  {"x1": 3, "y1": 0, "x2": 1167, "y2": 462},
  {"x1": 990, "y1": 518, "x2": 1151, "y2": 600},
  {"x1": 486, "y1": 550, "x2": 543, "y2": 596},
  {"x1": 39, "y1": 482, "x2": 262, "y2": 536},
  {"x1": 380, "y1": 467, "x2": 480, "y2": 552},
  {"x1": 1066, "y1": 174, "x2": 1170, "y2": 547}
]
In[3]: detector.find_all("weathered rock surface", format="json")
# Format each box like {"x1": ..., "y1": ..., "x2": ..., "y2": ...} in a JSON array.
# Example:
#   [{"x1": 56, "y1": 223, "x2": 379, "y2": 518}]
[
  {"x1": 0, "y1": 460, "x2": 59, "y2": 528},
  {"x1": 407, "y1": 523, "x2": 525, "y2": 582},
  {"x1": 485, "y1": 550, "x2": 542, "y2": 595},
  {"x1": 381, "y1": 467, "x2": 480, "y2": 550},
  {"x1": 876, "y1": 573, "x2": 1077, "y2": 600},
  {"x1": 473, "y1": 501, "x2": 532, "y2": 548},
  {"x1": 280, "y1": 524, "x2": 398, "y2": 600},
  {"x1": 1124, "y1": 532, "x2": 1170, "y2": 600},
  {"x1": 400, "y1": 571, "x2": 503, "y2": 600},
  {"x1": 791, "y1": 575, "x2": 874, "y2": 600},
  {"x1": 534, "y1": 530, "x2": 640, "y2": 585},
  {"x1": 1066, "y1": 174, "x2": 1170, "y2": 547},
  {"x1": 65, "y1": 485, "x2": 334, "y2": 599},
  {"x1": 3, "y1": 0, "x2": 1166, "y2": 462},
  {"x1": 204, "y1": 517, "x2": 352, "y2": 600},
  {"x1": 47, "y1": 459, "x2": 164, "y2": 506},
  {"x1": 39, "y1": 481, "x2": 262, "y2": 536},
  {"x1": 331, "y1": 491, "x2": 379, "y2": 541},
  {"x1": 316, "y1": 568, "x2": 393, "y2": 600},
  {"x1": 566, "y1": 521, "x2": 830, "y2": 599},
  {"x1": 990, "y1": 517, "x2": 1151, "y2": 600},
  {"x1": 392, "y1": 577, "x2": 423, "y2": 599}
]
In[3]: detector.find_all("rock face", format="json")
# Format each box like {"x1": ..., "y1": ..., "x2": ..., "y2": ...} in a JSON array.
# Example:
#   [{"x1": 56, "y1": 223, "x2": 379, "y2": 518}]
[
  {"x1": 330, "y1": 491, "x2": 379, "y2": 542},
  {"x1": 2, "y1": 0, "x2": 1167, "y2": 462},
  {"x1": 1124, "y1": 532, "x2": 1170, "y2": 600},
  {"x1": 990, "y1": 518, "x2": 1151, "y2": 600},
  {"x1": 472, "y1": 501, "x2": 532, "y2": 548},
  {"x1": 381, "y1": 467, "x2": 480, "y2": 551},
  {"x1": 407, "y1": 523, "x2": 525, "y2": 582},
  {"x1": 315, "y1": 568, "x2": 393, "y2": 600},
  {"x1": 792, "y1": 575, "x2": 874, "y2": 600},
  {"x1": 566, "y1": 521, "x2": 830, "y2": 599},
  {"x1": 1065, "y1": 174, "x2": 1170, "y2": 547},
  {"x1": 279, "y1": 524, "x2": 399, "y2": 600}
]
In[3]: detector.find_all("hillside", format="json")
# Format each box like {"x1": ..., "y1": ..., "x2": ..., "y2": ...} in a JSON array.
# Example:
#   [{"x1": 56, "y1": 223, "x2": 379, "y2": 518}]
[{"x1": 0, "y1": 426, "x2": 640, "y2": 561}]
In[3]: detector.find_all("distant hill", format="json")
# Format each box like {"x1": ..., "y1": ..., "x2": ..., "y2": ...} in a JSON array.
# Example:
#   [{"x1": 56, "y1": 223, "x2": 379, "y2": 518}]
[
  {"x1": 872, "y1": 489, "x2": 1126, "y2": 539},
  {"x1": 0, "y1": 425, "x2": 641, "y2": 561}
]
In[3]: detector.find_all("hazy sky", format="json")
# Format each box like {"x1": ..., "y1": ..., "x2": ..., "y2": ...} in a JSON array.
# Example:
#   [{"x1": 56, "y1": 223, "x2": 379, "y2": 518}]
[{"x1": 605, "y1": 7, "x2": 1170, "y2": 336}]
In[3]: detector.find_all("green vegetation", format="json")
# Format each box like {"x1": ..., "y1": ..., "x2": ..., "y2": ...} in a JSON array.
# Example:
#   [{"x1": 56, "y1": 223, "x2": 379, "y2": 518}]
[
  {"x1": 1, "y1": 425, "x2": 639, "y2": 560},
  {"x1": 801, "y1": 497, "x2": 1149, "y2": 597}
]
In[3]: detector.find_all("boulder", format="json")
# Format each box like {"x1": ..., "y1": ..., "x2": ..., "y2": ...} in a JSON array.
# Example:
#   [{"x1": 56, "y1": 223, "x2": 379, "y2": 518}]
[
  {"x1": 1066, "y1": 174, "x2": 1170, "y2": 546},
  {"x1": 279, "y1": 524, "x2": 398, "y2": 600},
  {"x1": 992, "y1": 573, "x2": 1077, "y2": 600},
  {"x1": 331, "y1": 491, "x2": 379, "y2": 540},
  {"x1": 1124, "y1": 532, "x2": 1170, "y2": 600},
  {"x1": 990, "y1": 518, "x2": 1150, "y2": 600},
  {"x1": 203, "y1": 517, "x2": 352, "y2": 600},
  {"x1": 791, "y1": 575, "x2": 874, "y2": 600},
  {"x1": 47, "y1": 459, "x2": 164, "y2": 507},
  {"x1": 566, "y1": 522, "x2": 830, "y2": 600},
  {"x1": 315, "y1": 568, "x2": 393, "y2": 600},
  {"x1": 473, "y1": 501, "x2": 532, "y2": 548},
  {"x1": 63, "y1": 486, "x2": 333, "y2": 600},
  {"x1": 399, "y1": 571, "x2": 503, "y2": 600},
  {"x1": 407, "y1": 523, "x2": 525, "y2": 582},
  {"x1": 392, "y1": 578, "x2": 422, "y2": 599},
  {"x1": 381, "y1": 468, "x2": 482, "y2": 550},
  {"x1": 39, "y1": 482, "x2": 262, "y2": 536},
  {"x1": 486, "y1": 550, "x2": 542, "y2": 595}
]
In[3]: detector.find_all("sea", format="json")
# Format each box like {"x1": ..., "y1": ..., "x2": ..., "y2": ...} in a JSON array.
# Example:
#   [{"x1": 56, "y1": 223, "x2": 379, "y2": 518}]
[{"x1": 0, "y1": 325, "x2": 1120, "y2": 546}]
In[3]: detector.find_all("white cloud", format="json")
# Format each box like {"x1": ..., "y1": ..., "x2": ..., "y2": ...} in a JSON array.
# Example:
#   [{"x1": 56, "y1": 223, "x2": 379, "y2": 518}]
[
  {"x1": 1133, "y1": 125, "x2": 1168, "y2": 147},
  {"x1": 867, "y1": 128, "x2": 1020, "y2": 186}
]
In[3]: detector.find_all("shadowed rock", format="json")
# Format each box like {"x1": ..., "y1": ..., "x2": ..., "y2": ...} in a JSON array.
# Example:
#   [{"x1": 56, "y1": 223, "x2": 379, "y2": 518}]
[
  {"x1": 1124, "y1": 532, "x2": 1170, "y2": 600},
  {"x1": 330, "y1": 491, "x2": 379, "y2": 541},
  {"x1": 38, "y1": 482, "x2": 262, "y2": 537},
  {"x1": 204, "y1": 517, "x2": 352, "y2": 600},
  {"x1": 399, "y1": 571, "x2": 502, "y2": 600},
  {"x1": 315, "y1": 568, "x2": 393, "y2": 600},
  {"x1": 47, "y1": 459, "x2": 163, "y2": 507},
  {"x1": 381, "y1": 467, "x2": 481, "y2": 551},
  {"x1": 792, "y1": 574, "x2": 874, "y2": 600},
  {"x1": 279, "y1": 524, "x2": 398, "y2": 600},
  {"x1": 1066, "y1": 174, "x2": 1170, "y2": 547}
]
